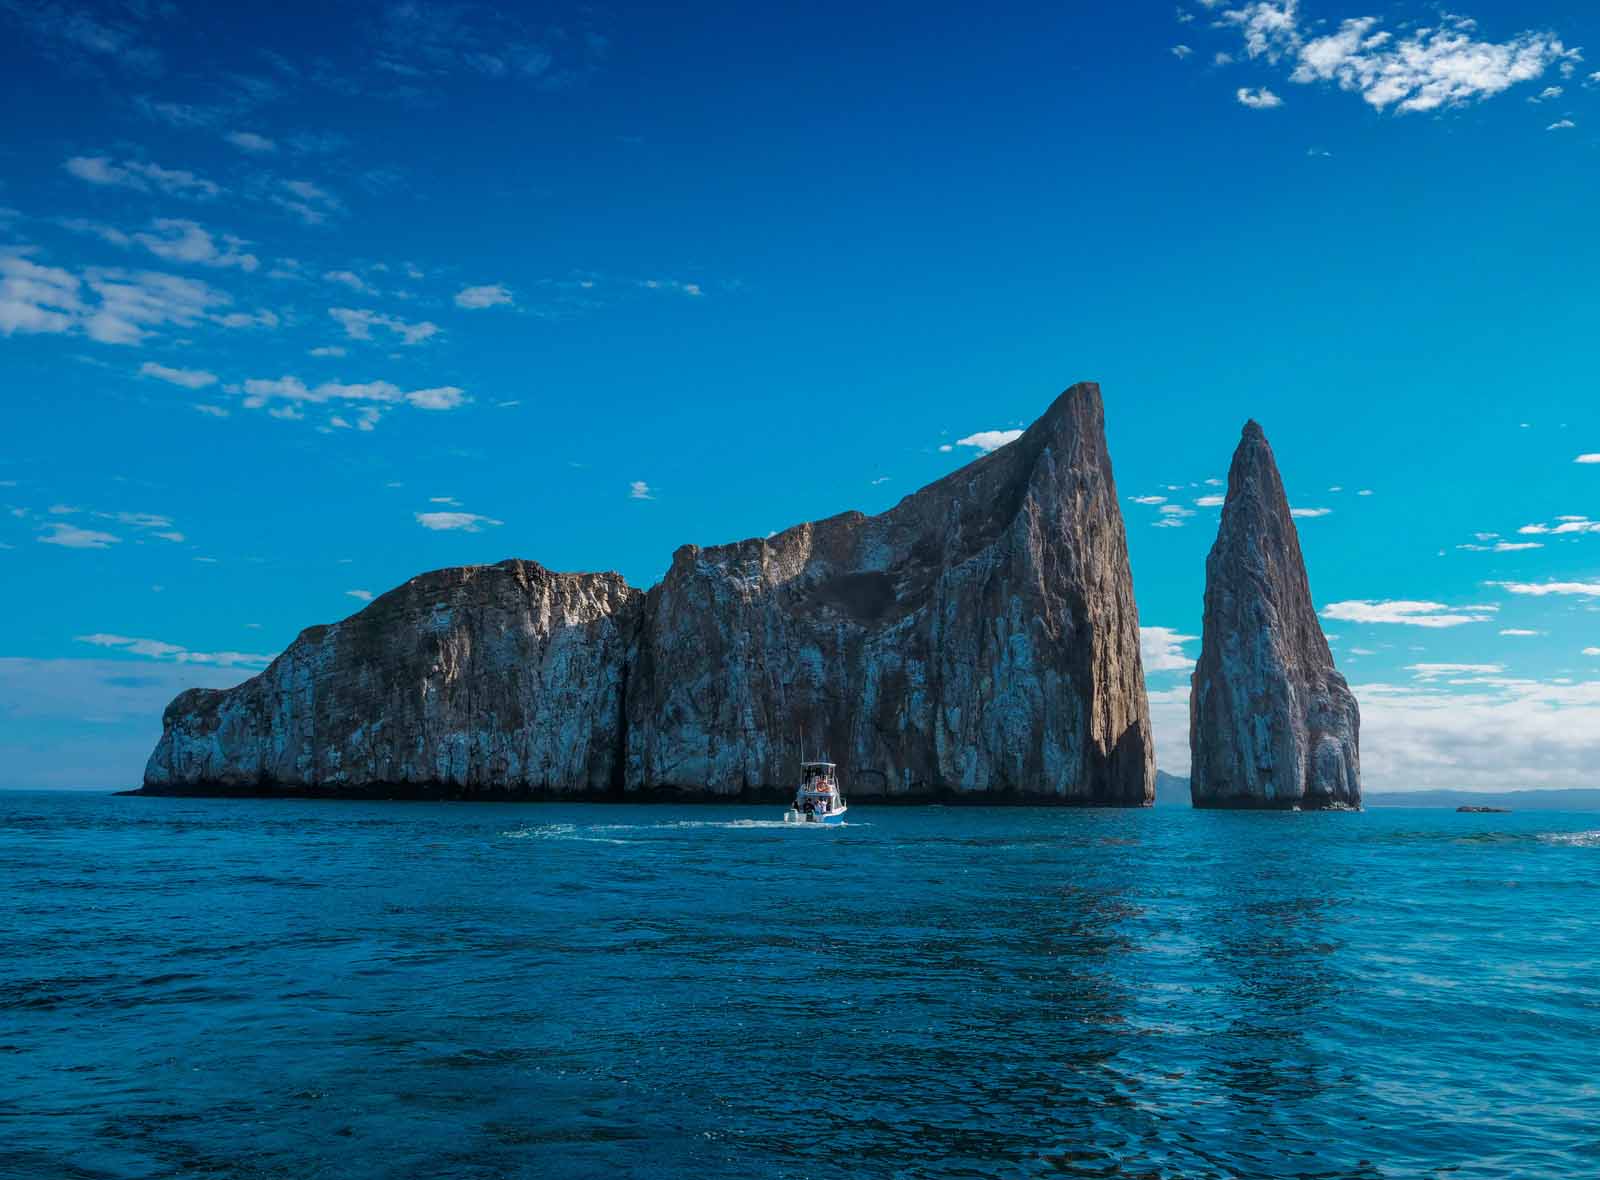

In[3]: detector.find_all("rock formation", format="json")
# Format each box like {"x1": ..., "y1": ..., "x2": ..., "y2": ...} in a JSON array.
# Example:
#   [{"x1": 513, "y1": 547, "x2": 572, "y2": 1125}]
[
  {"x1": 143, "y1": 382, "x2": 1155, "y2": 805},
  {"x1": 144, "y1": 562, "x2": 641, "y2": 794},
  {"x1": 1189, "y1": 422, "x2": 1360, "y2": 810}
]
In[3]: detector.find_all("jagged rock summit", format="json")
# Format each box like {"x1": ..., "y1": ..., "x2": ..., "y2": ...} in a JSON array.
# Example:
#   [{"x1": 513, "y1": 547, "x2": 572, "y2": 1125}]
[
  {"x1": 143, "y1": 382, "x2": 1155, "y2": 805},
  {"x1": 1189, "y1": 421, "x2": 1361, "y2": 810}
]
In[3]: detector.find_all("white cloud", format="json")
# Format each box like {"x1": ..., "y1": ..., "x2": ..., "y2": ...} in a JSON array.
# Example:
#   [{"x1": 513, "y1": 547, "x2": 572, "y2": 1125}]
[
  {"x1": 323, "y1": 270, "x2": 373, "y2": 293},
  {"x1": 39, "y1": 523, "x2": 119, "y2": 549},
  {"x1": 139, "y1": 361, "x2": 216, "y2": 389},
  {"x1": 1173, "y1": 44, "x2": 1194, "y2": 59},
  {"x1": 1585, "y1": 648, "x2": 1600, "y2": 657},
  {"x1": 1500, "y1": 629, "x2": 1540, "y2": 637},
  {"x1": 1492, "y1": 580, "x2": 1600, "y2": 598},
  {"x1": 629, "y1": 480, "x2": 654, "y2": 500},
  {"x1": 274, "y1": 179, "x2": 342, "y2": 225},
  {"x1": 455, "y1": 283, "x2": 513, "y2": 309},
  {"x1": 1236, "y1": 86, "x2": 1284, "y2": 108},
  {"x1": 83, "y1": 268, "x2": 234, "y2": 345},
  {"x1": 133, "y1": 219, "x2": 258, "y2": 271},
  {"x1": 1196, "y1": 494, "x2": 1225, "y2": 507},
  {"x1": 1131, "y1": 495, "x2": 1167, "y2": 505},
  {"x1": 63, "y1": 156, "x2": 222, "y2": 199},
  {"x1": 1146, "y1": 685, "x2": 1193, "y2": 775},
  {"x1": 1575, "y1": 453, "x2": 1600, "y2": 464},
  {"x1": 1159, "y1": 504, "x2": 1195, "y2": 518},
  {"x1": 1217, "y1": 6, "x2": 1575, "y2": 115},
  {"x1": 1547, "y1": 119, "x2": 1576, "y2": 131},
  {"x1": 1408, "y1": 663, "x2": 1504, "y2": 679},
  {"x1": 239, "y1": 376, "x2": 467, "y2": 420},
  {"x1": 224, "y1": 130, "x2": 276, "y2": 153},
  {"x1": 76, "y1": 633, "x2": 273, "y2": 668},
  {"x1": 955, "y1": 429, "x2": 1024, "y2": 453},
  {"x1": 1321, "y1": 600, "x2": 1497, "y2": 628},
  {"x1": 0, "y1": 257, "x2": 83, "y2": 336},
  {"x1": 193, "y1": 404, "x2": 229, "y2": 418},
  {"x1": 310, "y1": 345, "x2": 346, "y2": 357},
  {"x1": 346, "y1": 589, "x2": 374, "y2": 601},
  {"x1": 1141, "y1": 626, "x2": 1198, "y2": 673},
  {"x1": 415, "y1": 511, "x2": 502, "y2": 532},
  {"x1": 329, "y1": 307, "x2": 439, "y2": 345},
  {"x1": 1290, "y1": 506, "x2": 1331, "y2": 517},
  {"x1": 1350, "y1": 677, "x2": 1600, "y2": 790}
]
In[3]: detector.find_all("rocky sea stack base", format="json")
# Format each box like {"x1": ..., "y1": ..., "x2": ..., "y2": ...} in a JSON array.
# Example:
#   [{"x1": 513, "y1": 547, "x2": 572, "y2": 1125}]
[
  {"x1": 1189, "y1": 422, "x2": 1361, "y2": 811},
  {"x1": 140, "y1": 383, "x2": 1155, "y2": 806}
]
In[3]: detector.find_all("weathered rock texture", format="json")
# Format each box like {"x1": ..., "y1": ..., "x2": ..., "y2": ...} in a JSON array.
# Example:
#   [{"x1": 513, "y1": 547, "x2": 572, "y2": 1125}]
[
  {"x1": 1189, "y1": 422, "x2": 1361, "y2": 810},
  {"x1": 144, "y1": 382, "x2": 1154, "y2": 805},
  {"x1": 144, "y1": 563, "x2": 641, "y2": 793}
]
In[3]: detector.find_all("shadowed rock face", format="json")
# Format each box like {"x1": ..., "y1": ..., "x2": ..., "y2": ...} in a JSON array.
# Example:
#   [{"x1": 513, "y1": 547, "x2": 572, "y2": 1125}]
[
  {"x1": 144, "y1": 382, "x2": 1154, "y2": 805},
  {"x1": 1189, "y1": 422, "x2": 1361, "y2": 810}
]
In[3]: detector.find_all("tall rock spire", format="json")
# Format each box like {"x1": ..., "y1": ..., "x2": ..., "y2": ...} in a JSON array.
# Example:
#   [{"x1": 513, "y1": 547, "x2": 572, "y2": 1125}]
[{"x1": 1189, "y1": 421, "x2": 1361, "y2": 810}]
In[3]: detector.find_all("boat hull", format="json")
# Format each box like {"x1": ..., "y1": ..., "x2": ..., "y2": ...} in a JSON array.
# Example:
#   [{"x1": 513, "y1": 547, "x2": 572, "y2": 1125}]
[{"x1": 784, "y1": 806, "x2": 848, "y2": 825}]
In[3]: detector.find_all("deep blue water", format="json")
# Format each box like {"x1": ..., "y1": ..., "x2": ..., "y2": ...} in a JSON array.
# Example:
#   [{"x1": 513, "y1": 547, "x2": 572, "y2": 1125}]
[{"x1": 3, "y1": 794, "x2": 1598, "y2": 1180}]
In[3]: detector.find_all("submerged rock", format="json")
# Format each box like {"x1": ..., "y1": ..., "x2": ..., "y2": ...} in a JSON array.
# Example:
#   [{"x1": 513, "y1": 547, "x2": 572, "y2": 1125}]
[
  {"x1": 1189, "y1": 422, "x2": 1361, "y2": 811},
  {"x1": 144, "y1": 382, "x2": 1154, "y2": 805}
]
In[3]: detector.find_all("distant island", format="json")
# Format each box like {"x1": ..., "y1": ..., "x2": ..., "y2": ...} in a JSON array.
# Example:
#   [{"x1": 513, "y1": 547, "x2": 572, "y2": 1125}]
[{"x1": 1155, "y1": 775, "x2": 1600, "y2": 812}]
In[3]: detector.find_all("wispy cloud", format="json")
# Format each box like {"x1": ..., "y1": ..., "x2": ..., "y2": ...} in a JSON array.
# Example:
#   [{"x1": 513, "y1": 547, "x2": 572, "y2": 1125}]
[
  {"x1": 415, "y1": 511, "x2": 502, "y2": 532},
  {"x1": 64, "y1": 155, "x2": 221, "y2": 198},
  {"x1": 76, "y1": 633, "x2": 273, "y2": 668},
  {"x1": 240, "y1": 376, "x2": 466, "y2": 420},
  {"x1": 629, "y1": 480, "x2": 654, "y2": 500},
  {"x1": 273, "y1": 179, "x2": 342, "y2": 225},
  {"x1": 455, "y1": 283, "x2": 513, "y2": 309},
  {"x1": 139, "y1": 361, "x2": 217, "y2": 389},
  {"x1": 133, "y1": 219, "x2": 258, "y2": 271},
  {"x1": 1409, "y1": 662, "x2": 1505, "y2": 679},
  {"x1": 1321, "y1": 600, "x2": 1498, "y2": 628},
  {"x1": 38, "y1": 522, "x2": 119, "y2": 549},
  {"x1": 329, "y1": 307, "x2": 439, "y2": 345},
  {"x1": 1492, "y1": 580, "x2": 1600, "y2": 598},
  {"x1": 224, "y1": 130, "x2": 276, "y2": 153}
]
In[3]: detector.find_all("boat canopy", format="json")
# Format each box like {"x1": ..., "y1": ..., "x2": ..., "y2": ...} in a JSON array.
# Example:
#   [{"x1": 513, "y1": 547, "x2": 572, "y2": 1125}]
[{"x1": 801, "y1": 761, "x2": 836, "y2": 771}]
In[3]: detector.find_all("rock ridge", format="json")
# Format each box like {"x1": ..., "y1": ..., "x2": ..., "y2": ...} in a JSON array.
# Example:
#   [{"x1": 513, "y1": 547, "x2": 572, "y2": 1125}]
[{"x1": 143, "y1": 382, "x2": 1155, "y2": 805}]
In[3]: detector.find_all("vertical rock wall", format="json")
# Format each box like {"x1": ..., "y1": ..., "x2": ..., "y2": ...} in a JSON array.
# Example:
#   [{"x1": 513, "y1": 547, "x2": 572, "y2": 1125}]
[{"x1": 1189, "y1": 422, "x2": 1361, "y2": 810}]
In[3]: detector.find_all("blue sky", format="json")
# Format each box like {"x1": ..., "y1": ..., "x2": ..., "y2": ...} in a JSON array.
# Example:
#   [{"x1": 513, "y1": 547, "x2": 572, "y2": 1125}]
[{"x1": 4, "y1": 0, "x2": 1600, "y2": 790}]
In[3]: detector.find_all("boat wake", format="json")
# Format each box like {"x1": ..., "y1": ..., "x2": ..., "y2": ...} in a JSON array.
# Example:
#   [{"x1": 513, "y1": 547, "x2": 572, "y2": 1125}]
[
  {"x1": 497, "y1": 818, "x2": 859, "y2": 841},
  {"x1": 1538, "y1": 830, "x2": 1600, "y2": 849}
]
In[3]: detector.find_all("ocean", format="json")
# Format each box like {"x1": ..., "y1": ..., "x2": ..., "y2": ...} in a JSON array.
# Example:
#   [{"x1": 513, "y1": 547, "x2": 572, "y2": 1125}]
[{"x1": 3, "y1": 791, "x2": 1597, "y2": 1179}]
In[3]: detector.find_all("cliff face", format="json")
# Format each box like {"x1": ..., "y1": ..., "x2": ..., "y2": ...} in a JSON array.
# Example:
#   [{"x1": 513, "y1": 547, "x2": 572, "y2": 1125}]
[
  {"x1": 144, "y1": 561, "x2": 641, "y2": 793},
  {"x1": 626, "y1": 383, "x2": 1152, "y2": 802},
  {"x1": 1189, "y1": 422, "x2": 1361, "y2": 810},
  {"x1": 144, "y1": 382, "x2": 1154, "y2": 805}
]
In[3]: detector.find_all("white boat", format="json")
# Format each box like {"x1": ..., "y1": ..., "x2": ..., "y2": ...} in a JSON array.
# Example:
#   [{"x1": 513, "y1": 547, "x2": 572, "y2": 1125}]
[{"x1": 783, "y1": 761, "x2": 848, "y2": 824}]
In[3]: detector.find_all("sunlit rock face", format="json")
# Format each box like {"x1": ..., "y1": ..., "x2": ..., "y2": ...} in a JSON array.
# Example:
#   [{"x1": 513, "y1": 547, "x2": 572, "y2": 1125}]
[
  {"x1": 626, "y1": 383, "x2": 1154, "y2": 803},
  {"x1": 144, "y1": 561, "x2": 641, "y2": 794},
  {"x1": 145, "y1": 383, "x2": 1154, "y2": 805},
  {"x1": 1189, "y1": 422, "x2": 1361, "y2": 811}
]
